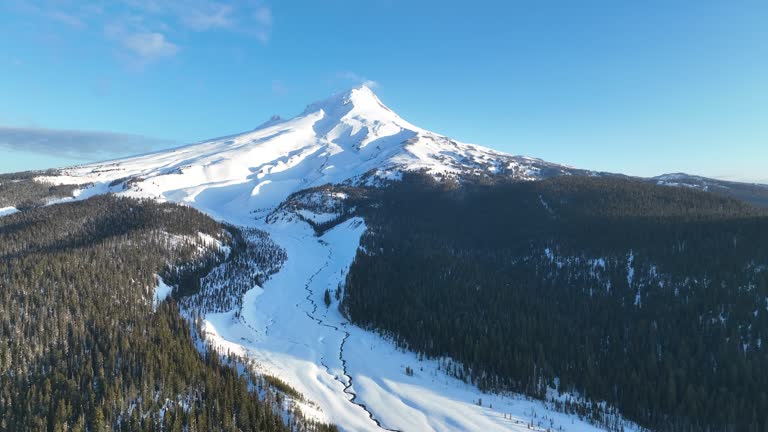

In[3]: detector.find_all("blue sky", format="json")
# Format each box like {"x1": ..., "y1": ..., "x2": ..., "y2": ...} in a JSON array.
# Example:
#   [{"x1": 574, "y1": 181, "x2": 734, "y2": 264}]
[{"x1": 1, "y1": 1, "x2": 766, "y2": 182}]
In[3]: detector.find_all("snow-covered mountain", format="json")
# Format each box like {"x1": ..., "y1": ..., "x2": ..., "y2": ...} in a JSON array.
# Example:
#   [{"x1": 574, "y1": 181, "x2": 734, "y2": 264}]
[
  {"x1": 7, "y1": 86, "x2": 764, "y2": 432},
  {"x1": 24, "y1": 86, "x2": 638, "y2": 432},
  {"x1": 0, "y1": 86, "x2": 667, "y2": 432},
  {"x1": 40, "y1": 85, "x2": 587, "y2": 222}
]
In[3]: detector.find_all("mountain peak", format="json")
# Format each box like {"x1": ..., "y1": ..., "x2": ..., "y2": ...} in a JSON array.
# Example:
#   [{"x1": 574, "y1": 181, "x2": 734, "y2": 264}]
[
  {"x1": 299, "y1": 85, "x2": 418, "y2": 140},
  {"x1": 346, "y1": 83, "x2": 384, "y2": 104},
  {"x1": 303, "y1": 85, "x2": 391, "y2": 117}
]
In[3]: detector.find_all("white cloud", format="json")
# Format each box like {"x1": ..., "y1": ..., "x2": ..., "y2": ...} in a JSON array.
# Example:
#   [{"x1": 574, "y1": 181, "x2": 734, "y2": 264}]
[
  {"x1": 337, "y1": 72, "x2": 379, "y2": 88},
  {"x1": 252, "y1": 6, "x2": 273, "y2": 43},
  {"x1": 47, "y1": 10, "x2": 86, "y2": 28},
  {"x1": 105, "y1": 24, "x2": 178, "y2": 65},
  {"x1": 121, "y1": 32, "x2": 178, "y2": 60},
  {"x1": 180, "y1": 3, "x2": 234, "y2": 30},
  {"x1": 12, "y1": 0, "x2": 274, "y2": 65},
  {"x1": 118, "y1": 0, "x2": 271, "y2": 37},
  {"x1": 254, "y1": 6, "x2": 272, "y2": 26}
]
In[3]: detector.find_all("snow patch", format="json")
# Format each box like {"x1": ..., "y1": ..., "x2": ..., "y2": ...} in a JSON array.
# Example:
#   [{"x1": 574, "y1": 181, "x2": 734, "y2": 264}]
[
  {"x1": 153, "y1": 276, "x2": 173, "y2": 310},
  {"x1": 198, "y1": 232, "x2": 231, "y2": 256},
  {"x1": 0, "y1": 207, "x2": 19, "y2": 217}
]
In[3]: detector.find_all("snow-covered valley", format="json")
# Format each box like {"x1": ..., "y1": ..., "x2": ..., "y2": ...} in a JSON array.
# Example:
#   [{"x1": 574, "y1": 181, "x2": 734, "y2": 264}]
[{"x1": 197, "y1": 215, "x2": 633, "y2": 432}]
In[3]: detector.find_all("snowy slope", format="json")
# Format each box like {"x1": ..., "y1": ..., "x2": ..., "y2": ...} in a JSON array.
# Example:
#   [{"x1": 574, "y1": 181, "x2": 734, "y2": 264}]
[
  {"x1": 39, "y1": 85, "x2": 585, "y2": 223},
  {"x1": 30, "y1": 87, "x2": 640, "y2": 431}
]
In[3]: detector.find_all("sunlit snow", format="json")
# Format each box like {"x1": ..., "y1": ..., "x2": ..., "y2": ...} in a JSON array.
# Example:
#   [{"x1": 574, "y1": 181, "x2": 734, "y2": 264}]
[{"x1": 0, "y1": 207, "x2": 19, "y2": 217}]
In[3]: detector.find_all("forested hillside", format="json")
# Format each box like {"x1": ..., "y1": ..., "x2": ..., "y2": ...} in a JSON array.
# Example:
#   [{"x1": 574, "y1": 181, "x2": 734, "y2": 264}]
[
  {"x1": 651, "y1": 174, "x2": 768, "y2": 208},
  {"x1": 0, "y1": 170, "x2": 81, "y2": 210},
  {"x1": 0, "y1": 195, "x2": 329, "y2": 431},
  {"x1": 340, "y1": 174, "x2": 768, "y2": 432}
]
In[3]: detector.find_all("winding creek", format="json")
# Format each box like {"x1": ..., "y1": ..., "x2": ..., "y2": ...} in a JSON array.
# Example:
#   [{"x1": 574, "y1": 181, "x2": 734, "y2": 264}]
[{"x1": 299, "y1": 242, "x2": 402, "y2": 432}]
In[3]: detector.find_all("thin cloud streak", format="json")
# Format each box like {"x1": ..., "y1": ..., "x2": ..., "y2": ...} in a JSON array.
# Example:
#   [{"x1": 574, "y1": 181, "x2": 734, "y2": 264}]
[{"x1": 0, "y1": 126, "x2": 176, "y2": 160}]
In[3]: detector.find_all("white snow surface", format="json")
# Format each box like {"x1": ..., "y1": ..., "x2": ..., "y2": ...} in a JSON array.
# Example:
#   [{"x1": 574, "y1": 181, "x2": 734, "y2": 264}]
[
  {"x1": 0, "y1": 207, "x2": 19, "y2": 217},
  {"x1": 153, "y1": 276, "x2": 173, "y2": 309}
]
